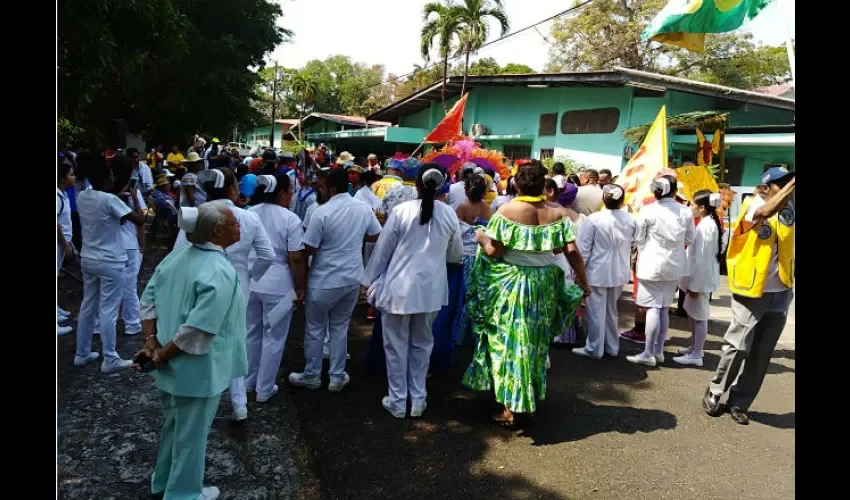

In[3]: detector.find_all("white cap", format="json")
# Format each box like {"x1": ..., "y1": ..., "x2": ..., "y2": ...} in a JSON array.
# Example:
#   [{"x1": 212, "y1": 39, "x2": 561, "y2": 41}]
[{"x1": 178, "y1": 207, "x2": 199, "y2": 232}]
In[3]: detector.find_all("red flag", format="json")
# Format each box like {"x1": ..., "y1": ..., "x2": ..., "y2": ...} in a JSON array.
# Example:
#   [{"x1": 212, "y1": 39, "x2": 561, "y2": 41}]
[{"x1": 424, "y1": 93, "x2": 469, "y2": 143}]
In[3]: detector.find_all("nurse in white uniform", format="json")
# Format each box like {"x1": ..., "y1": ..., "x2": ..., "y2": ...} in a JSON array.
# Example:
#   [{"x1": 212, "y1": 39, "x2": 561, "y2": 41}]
[
  {"x1": 57, "y1": 162, "x2": 76, "y2": 336},
  {"x1": 113, "y1": 159, "x2": 147, "y2": 336},
  {"x1": 173, "y1": 167, "x2": 276, "y2": 421},
  {"x1": 289, "y1": 168, "x2": 381, "y2": 393},
  {"x1": 245, "y1": 173, "x2": 306, "y2": 402},
  {"x1": 75, "y1": 155, "x2": 147, "y2": 373},
  {"x1": 673, "y1": 190, "x2": 722, "y2": 367},
  {"x1": 572, "y1": 184, "x2": 637, "y2": 359},
  {"x1": 626, "y1": 176, "x2": 695, "y2": 367},
  {"x1": 363, "y1": 164, "x2": 463, "y2": 418}
]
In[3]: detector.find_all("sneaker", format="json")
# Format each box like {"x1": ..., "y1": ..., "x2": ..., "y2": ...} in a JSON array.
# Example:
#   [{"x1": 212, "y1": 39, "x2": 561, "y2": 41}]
[
  {"x1": 571, "y1": 347, "x2": 601, "y2": 360},
  {"x1": 256, "y1": 385, "x2": 279, "y2": 403},
  {"x1": 381, "y1": 396, "x2": 405, "y2": 419},
  {"x1": 199, "y1": 486, "x2": 220, "y2": 500},
  {"x1": 677, "y1": 346, "x2": 694, "y2": 356},
  {"x1": 626, "y1": 354, "x2": 656, "y2": 367},
  {"x1": 231, "y1": 406, "x2": 248, "y2": 422},
  {"x1": 73, "y1": 352, "x2": 100, "y2": 367},
  {"x1": 328, "y1": 373, "x2": 350, "y2": 393},
  {"x1": 58, "y1": 325, "x2": 73, "y2": 337},
  {"x1": 288, "y1": 372, "x2": 321, "y2": 390},
  {"x1": 410, "y1": 402, "x2": 427, "y2": 418},
  {"x1": 100, "y1": 358, "x2": 133, "y2": 373},
  {"x1": 672, "y1": 355, "x2": 703, "y2": 367},
  {"x1": 620, "y1": 329, "x2": 646, "y2": 344},
  {"x1": 655, "y1": 353, "x2": 665, "y2": 364}
]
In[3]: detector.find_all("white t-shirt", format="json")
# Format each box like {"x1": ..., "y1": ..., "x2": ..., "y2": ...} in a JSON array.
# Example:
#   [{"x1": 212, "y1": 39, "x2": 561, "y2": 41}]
[
  {"x1": 249, "y1": 203, "x2": 304, "y2": 294},
  {"x1": 135, "y1": 163, "x2": 154, "y2": 193},
  {"x1": 57, "y1": 188, "x2": 73, "y2": 241},
  {"x1": 303, "y1": 193, "x2": 382, "y2": 290},
  {"x1": 302, "y1": 202, "x2": 317, "y2": 230},
  {"x1": 76, "y1": 189, "x2": 132, "y2": 262},
  {"x1": 552, "y1": 174, "x2": 566, "y2": 189},
  {"x1": 573, "y1": 184, "x2": 604, "y2": 215},
  {"x1": 744, "y1": 194, "x2": 794, "y2": 293},
  {"x1": 446, "y1": 182, "x2": 468, "y2": 210},
  {"x1": 119, "y1": 192, "x2": 147, "y2": 250},
  {"x1": 354, "y1": 185, "x2": 382, "y2": 211}
]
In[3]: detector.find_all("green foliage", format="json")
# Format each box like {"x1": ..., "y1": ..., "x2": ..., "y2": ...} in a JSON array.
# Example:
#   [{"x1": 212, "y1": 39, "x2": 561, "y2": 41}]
[
  {"x1": 58, "y1": 0, "x2": 289, "y2": 147},
  {"x1": 544, "y1": 0, "x2": 792, "y2": 90},
  {"x1": 58, "y1": 117, "x2": 84, "y2": 146},
  {"x1": 542, "y1": 156, "x2": 586, "y2": 175}
]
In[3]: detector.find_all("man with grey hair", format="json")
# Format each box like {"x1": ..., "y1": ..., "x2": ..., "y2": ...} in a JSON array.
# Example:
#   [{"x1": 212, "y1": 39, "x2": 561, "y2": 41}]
[
  {"x1": 573, "y1": 168, "x2": 604, "y2": 215},
  {"x1": 135, "y1": 204, "x2": 246, "y2": 500}
]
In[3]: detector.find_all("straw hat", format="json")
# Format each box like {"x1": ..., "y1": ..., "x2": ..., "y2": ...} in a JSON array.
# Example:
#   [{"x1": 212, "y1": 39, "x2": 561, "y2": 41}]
[
  {"x1": 335, "y1": 151, "x2": 356, "y2": 165},
  {"x1": 183, "y1": 152, "x2": 204, "y2": 164}
]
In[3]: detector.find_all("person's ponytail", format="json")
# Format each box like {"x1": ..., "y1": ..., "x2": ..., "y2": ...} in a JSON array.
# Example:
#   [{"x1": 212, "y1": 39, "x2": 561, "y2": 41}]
[{"x1": 416, "y1": 163, "x2": 447, "y2": 225}]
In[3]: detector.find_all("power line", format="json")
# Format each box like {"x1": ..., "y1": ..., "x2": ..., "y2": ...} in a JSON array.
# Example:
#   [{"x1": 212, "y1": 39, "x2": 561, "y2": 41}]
[{"x1": 377, "y1": 0, "x2": 596, "y2": 89}]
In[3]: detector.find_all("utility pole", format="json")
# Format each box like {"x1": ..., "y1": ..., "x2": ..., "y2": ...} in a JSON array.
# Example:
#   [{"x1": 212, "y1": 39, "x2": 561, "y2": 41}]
[{"x1": 270, "y1": 60, "x2": 279, "y2": 149}]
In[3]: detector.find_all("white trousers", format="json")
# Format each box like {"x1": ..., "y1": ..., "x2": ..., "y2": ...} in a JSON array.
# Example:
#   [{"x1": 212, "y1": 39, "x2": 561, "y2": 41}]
[
  {"x1": 76, "y1": 258, "x2": 124, "y2": 361},
  {"x1": 304, "y1": 285, "x2": 360, "y2": 381},
  {"x1": 120, "y1": 249, "x2": 143, "y2": 332},
  {"x1": 582, "y1": 286, "x2": 621, "y2": 358},
  {"x1": 382, "y1": 311, "x2": 438, "y2": 415},
  {"x1": 230, "y1": 270, "x2": 251, "y2": 408},
  {"x1": 245, "y1": 290, "x2": 296, "y2": 397}
]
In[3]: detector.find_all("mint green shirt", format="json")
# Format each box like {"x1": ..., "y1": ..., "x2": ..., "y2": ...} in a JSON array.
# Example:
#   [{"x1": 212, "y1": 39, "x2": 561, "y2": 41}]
[{"x1": 142, "y1": 245, "x2": 248, "y2": 398}]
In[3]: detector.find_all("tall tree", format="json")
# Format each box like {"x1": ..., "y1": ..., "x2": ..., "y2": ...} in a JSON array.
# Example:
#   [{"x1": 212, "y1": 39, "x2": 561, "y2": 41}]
[
  {"x1": 454, "y1": 0, "x2": 510, "y2": 96},
  {"x1": 421, "y1": 1, "x2": 464, "y2": 112},
  {"x1": 291, "y1": 73, "x2": 319, "y2": 142},
  {"x1": 545, "y1": 0, "x2": 667, "y2": 72}
]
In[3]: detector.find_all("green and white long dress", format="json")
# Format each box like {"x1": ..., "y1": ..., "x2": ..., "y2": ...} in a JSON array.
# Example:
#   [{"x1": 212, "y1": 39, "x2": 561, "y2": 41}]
[{"x1": 462, "y1": 213, "x2": 584, "y2": 414}]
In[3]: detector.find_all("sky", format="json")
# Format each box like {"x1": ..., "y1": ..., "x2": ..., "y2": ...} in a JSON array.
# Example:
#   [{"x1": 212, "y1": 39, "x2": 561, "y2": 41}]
[{"x1": 268, "y1": 0, "x2": 795, "y2": 77}]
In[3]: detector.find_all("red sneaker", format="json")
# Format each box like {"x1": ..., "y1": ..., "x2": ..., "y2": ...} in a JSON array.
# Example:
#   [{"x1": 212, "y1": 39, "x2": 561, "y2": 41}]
[
  {"x1": 367, "y1": 307, "x2": 377, "y2": 321},
  {"x1": 619, "y1": 329, "x2": 646, "y2": 344}
]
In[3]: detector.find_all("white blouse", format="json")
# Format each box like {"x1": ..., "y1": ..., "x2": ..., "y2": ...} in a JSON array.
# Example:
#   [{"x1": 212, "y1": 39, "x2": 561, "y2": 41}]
[
  {"x1": 635, "y1": 198, "x2": 695, "y2": 282},
  {"x1": 577, "y1": 209, "x2": 637, "y2": 288},
  {"x1": 363, "y1": 200, "x2": 463, "y2": 315},
  {"x1": 683, "y1": 217, "x2": 720, "y2": 293}
]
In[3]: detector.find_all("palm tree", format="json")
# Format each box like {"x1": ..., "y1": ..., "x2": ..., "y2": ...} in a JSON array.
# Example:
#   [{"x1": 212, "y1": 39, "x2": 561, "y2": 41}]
[
  {"x1": 290, "y1": 73, "x2": 318, "y2": 143},
  {"x1": 455, "y1": 0, "x2": 510, "y2": 96},
  {"x1": 421, "y1": 2, "x2": 464, "y2": 113}
]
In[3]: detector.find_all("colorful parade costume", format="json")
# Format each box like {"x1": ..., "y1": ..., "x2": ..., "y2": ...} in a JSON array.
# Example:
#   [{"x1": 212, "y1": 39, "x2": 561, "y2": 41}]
[{"x1": 462, "y1": 213, "x2": 584, "y2": 413}]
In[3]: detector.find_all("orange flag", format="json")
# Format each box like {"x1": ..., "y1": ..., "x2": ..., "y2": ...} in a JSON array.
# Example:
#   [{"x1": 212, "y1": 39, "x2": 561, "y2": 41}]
[{"x1": 425, "y1": 93, "x2": 469, "y2": 143}]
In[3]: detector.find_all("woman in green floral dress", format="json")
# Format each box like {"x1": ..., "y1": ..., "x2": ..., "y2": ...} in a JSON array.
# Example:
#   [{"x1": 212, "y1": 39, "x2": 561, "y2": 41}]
[{"x1": 462, "y1": 161, "x2": 592, "y2": 428}]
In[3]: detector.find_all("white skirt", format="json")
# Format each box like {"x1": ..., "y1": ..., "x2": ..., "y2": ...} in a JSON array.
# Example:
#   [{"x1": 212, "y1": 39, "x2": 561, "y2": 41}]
[
  {"x1": 636, "y1": 279, "x2": 678, "y2": 309},
  {"x1": 684, "y1": 292, "x2": 711, "y2": 321}
]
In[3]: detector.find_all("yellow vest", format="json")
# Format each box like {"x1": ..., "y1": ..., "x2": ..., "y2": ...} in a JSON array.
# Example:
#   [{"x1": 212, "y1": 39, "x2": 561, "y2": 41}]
[{"x1": 726, "y1": 196, "x2": 795, "y2": 298}]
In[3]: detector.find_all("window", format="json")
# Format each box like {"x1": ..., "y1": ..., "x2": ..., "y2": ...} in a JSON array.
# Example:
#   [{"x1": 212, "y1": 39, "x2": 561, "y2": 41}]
[
  {"x1": 560, "y1": 107, "x2": 620, "y2": 135},
  {"x1": 538, "y1": 113, "x2": 557, "y2": 136},
  {"x1": 540, "y1": 148, "x2": 554, "y2": 160},
  {"x1": 723, "y1": 157, "x2": 745, "y2": 186},
  {"x1": 503, "y1": 144, "x2": 531, "y2": 160}
]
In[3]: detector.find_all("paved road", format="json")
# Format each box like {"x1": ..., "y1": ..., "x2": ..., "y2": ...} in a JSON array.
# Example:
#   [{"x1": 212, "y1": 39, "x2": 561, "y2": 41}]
[{"x1": 57, "y1": 249, "x2": 794, "y2": 500}]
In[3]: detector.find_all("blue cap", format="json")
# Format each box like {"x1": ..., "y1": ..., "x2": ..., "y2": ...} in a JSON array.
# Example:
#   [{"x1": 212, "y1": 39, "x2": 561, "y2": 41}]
[
  {"x1": 240, "y1": 174, "x2": 258, "y2": 197},
  {"x1": 761, "y1": 167, "x2": 794, "y2": 185}
]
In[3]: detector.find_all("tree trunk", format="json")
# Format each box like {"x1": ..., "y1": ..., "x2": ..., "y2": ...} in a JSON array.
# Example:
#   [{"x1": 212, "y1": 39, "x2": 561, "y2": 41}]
[
  {"x1": 461, "y1": 48, "x2": 470, "y2": 97},
  {"x1": 442, "y1": 57, "x2": 449, "y2": 114}
]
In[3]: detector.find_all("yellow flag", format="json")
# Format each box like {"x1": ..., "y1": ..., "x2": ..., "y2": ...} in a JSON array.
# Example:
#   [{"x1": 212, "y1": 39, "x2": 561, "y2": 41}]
[{"x1": 620, "y1": 106, "x2": 668, "y2": 213}]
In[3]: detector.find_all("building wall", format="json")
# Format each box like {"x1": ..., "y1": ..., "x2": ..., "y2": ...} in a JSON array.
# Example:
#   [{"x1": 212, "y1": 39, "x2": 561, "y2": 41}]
[{"x1": 397, "y1": 85, "x2": 794, "y2": 176}]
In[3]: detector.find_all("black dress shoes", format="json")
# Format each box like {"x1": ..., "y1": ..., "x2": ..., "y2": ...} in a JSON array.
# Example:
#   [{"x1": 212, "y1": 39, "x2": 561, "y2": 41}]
[{"x1": 729, "y1": 407, "x2": 750, "y2": 425}]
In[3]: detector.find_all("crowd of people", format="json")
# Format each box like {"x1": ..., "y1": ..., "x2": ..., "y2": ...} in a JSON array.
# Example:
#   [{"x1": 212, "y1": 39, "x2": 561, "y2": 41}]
[{"x1": 57, "y1": 141, "x2": 795, "y2": 500}]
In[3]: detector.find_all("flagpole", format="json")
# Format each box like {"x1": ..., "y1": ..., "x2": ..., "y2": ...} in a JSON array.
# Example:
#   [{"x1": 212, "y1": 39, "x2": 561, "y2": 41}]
[
  {"x1": 410, "y1": 141, "x2": 426, "y2": 157},
  {"x1": 777, "y1": 0, "x2": 796, "y2": 87}
]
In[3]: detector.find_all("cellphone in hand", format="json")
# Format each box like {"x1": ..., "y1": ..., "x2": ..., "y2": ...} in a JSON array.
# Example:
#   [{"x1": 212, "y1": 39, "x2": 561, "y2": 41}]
[
  {"x1": 133, "y1": 352, "x2": 157, "y2": 373},
  {"x1": 128, "y1": 177, "x2": 139, "y2": 191}
]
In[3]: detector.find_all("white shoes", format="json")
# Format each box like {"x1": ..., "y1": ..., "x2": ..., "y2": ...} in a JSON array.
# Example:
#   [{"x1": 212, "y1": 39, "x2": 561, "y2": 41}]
[
  {"x1": 199, "y1": 486, "x2": 220, "y2": 500},
  {"x1": 74, "y1": 352, "x2": 100, "y2": 367},
  {"x1": 410, "y1": 402, "x2": 427, "y2": 418},
  {"x1": 101, "y1": 358, "x2": 133, "y2": 373},
  {"x1": 381, "y1": 397, "x2": 405, "y2": 419},
  {"x1": 58, "y1": 325, "x2": 73, "y2": 337},
  {"x1": 672, "y1": 355, "x2": 704, "y2": 367},
  {"x1": 626, "y1": 354, "x2": 657, "y2": 367},
  {"x1": 256, "y1": 385, "x2": 279, "y2": 403},
  {"x1": 655, "y1": 353, "x2": 665, "y2": 364},
  {"x1": 231, "y1": 406, "x2": 248, "y2": 422},
  {"x1": 571, "y1": 347, "x2": 601, "y2": 360},
  {"x1": 328, "y1": 373, "x2": 350, "y2": 393},
  {"x1": 288, "y1": 372, "x2": 322, "y2": 390},
  {"x1": 677, "y1": 346, "x2": 694, "y2": 356}
]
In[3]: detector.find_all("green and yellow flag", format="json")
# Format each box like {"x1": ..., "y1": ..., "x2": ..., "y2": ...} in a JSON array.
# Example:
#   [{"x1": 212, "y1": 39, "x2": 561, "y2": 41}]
[{"x1": 642, "y1": 0, "x2": 773, "y2": 52}]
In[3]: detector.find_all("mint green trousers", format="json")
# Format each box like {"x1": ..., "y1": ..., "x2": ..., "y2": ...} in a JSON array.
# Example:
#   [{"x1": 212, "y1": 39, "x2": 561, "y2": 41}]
[{"x1": 151, "y1": 391, "x2": 221, "y2": 499}]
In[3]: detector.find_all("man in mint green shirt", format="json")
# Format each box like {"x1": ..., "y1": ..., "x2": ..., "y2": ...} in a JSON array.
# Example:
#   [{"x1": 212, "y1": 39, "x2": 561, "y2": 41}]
[{"x1": 136, "y1": 203, "x2": 246, "y2": 500}]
